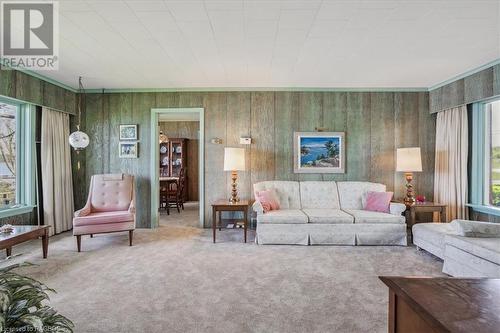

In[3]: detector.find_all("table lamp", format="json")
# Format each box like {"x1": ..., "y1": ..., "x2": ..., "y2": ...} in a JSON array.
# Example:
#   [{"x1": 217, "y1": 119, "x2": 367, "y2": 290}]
[
  {"x1": 224, "y1": 147, "x2": 246, "y2": 203},
  {"x1": 396, "y1": 147, "x2": 422, "y2": 206}
]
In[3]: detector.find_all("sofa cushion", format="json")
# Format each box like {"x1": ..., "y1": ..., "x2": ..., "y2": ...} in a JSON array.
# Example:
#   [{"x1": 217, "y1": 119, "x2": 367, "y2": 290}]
[
  {"x1": 253, "y1": 181, "x2": 301, "y2": 209},
  {"x1": 255, "y1": 189, "x2": 280, "y2": 213},
  {"x1": 445, "y1": 235, "x2": 500, "y2": 266},
  {"x1": 302, "y1": 209, "x2": 353, "y2": 224},
  {"x1": 257, "y1": 209, "x2": 309, "y2": 224},
  {"x1": 343, "y1": 209, "x2": 405, "y2": 224},
  {"x1": 412, "y1": 222, "x2": 456, "y2": 259},
  {"x1": 73, "y1": 211, "x2": 134, "y2": 227},
  {"x1": 337, "y1": 181, "x2": 386, "y2": 210},
  {"x1": 299, "y1": 181, "x2": 340, "y2": 209},
  {"x1": 364, "y1": 191, "x2": 393, "y2": 213},
  {"x1": 451, "y1": 220, "x2": 500, "y2": 238}
]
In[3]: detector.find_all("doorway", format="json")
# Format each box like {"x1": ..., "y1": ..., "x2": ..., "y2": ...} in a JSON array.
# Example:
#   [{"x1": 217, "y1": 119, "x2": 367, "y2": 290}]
[{"x1": 150, "y1": 108, "x2": 204, "y2": 228}]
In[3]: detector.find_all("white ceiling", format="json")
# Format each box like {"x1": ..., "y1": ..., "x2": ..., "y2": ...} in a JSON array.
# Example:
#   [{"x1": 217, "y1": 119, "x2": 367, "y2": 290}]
[{"x1": 33, "y1": 0, "x2": 500, "y2": 89}]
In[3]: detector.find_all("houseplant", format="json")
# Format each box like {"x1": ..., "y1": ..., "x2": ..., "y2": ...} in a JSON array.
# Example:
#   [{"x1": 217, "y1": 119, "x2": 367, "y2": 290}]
[{"x1": 0, "y1": 263, "x2": 74, "y2": 332}]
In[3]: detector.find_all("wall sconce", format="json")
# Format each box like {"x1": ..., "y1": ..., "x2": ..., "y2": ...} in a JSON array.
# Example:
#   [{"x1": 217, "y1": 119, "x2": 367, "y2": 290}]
[{"x1": 315, "y1": 127, "x2": 328, "y2": 132}]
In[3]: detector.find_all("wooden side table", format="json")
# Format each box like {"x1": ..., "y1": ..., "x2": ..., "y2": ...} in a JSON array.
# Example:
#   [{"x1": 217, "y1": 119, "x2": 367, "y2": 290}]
[
  {"x1": 406, "y1": 202, "x2": 447, "y2": 228},
  {"x1": 211, "y1": 200, "x2": 251, "y2": 243}
]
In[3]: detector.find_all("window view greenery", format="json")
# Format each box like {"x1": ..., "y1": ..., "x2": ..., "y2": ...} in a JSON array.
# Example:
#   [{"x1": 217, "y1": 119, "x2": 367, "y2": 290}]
[
  {"x1": 490, "y1": 100, "x2": 500, "y2": 207},
  {"x1": 0, "y1": 102, "x2": 17, "y2": 210}
]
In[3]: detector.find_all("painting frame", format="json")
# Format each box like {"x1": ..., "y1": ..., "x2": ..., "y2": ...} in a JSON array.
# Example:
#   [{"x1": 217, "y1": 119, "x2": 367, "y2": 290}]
[
  {"x1": 119, "y1": 124, "x2": 138, "y2": 140},
  {"x1": 119, "y1": 142, "x2": 138, "y2": 159},
  {"x1": 293, "y1": 132, "x2": 346, "y2": 174}
]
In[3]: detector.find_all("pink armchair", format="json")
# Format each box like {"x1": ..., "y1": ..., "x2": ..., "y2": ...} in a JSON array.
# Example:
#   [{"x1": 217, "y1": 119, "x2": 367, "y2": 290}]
[{"x1": 73, "y1": 174, "x2": 135, "y2": 252}]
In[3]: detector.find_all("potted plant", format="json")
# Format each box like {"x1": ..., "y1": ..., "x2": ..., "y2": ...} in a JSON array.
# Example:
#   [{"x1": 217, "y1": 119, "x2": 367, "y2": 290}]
[{"x1": 0, "y1": 263, "x2": 74, "y2": 332}]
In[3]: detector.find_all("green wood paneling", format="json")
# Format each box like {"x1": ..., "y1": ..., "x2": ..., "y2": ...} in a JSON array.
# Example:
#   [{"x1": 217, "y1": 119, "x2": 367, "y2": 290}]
[
  {"x1": 370, "y1": 92, "x2": 395, "y2": 191},
  {"x1": 250, "y1": 92, "x2": 275, "y2": 188},
  {"x1": 226, "y1": 92, "x2": 251, "y2": 201},
  {"x1": 203, "y1": 93, "x2": 227, "y2": 226},
  {"x1": 274, "y1": 92, "x2": 299, "y2": 181},
  {"x1": 346, "y1": 92, "x2": 371, "y2": 181},
  {"x1": 0, "y1": 67, "x2": 16, "y2": 97},
  {"x1": 15, "y1": 71, "x2": 42, "y2": 105},
  {"x1": 464, "y1": 67, "x2": 494, "y2": 103},
  {"x1": 76, "y1": 91, "x2": 434, "y2": 228},
  {"x1": 418, "y1": 92, "x2": 435, "y2": 201},
  {"x1": 493, "y1": 64, "x2": 500, "y2": 96},
  {"x1": 394, "y1": 92, "x2": 420, "y2": 200},
  {"x1": 298, "y1": 92, "x2": 323, "y2": 181},
  {"x1": 322, "y1": 92, "x2": 347, "y2": 181}
]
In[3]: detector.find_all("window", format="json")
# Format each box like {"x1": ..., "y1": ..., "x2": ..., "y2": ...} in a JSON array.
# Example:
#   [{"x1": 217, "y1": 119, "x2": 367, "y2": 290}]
[
  {"x1": 486, "y1": 100, "x2": 500, "y2": 207},
  {"x1": 0, "y1": 98, "x2": 35, "y2": 217},
  {"x1": 0, "y1": 102, "x2": 17, "y2": 209}
]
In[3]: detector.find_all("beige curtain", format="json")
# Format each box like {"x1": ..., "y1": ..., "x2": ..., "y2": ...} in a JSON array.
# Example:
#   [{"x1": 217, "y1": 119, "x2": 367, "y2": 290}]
[
  {"x1": 41, "y1": 108, "x2": 74, "y2": 236},
  {"x1": 434, "y1": 105, "x2": 468, "y2": 221}
]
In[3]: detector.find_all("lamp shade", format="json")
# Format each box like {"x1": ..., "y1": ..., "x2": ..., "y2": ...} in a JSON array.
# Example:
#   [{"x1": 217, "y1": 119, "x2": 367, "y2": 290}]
[
  {"x1": 224, "y1": 147, "x2": 245, "y2": 171},
  {"x1": 396, "y1": 147, "x2": 422, "y2": 172}
]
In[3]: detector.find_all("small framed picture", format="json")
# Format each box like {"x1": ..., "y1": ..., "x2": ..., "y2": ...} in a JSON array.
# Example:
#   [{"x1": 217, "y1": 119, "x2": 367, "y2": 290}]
[
  {"x1": 119, "y1": 142, "x2": 138, "y2": 158},
  {"x1": 119, "y1": 124, "x2": 137, "y2": 140}
]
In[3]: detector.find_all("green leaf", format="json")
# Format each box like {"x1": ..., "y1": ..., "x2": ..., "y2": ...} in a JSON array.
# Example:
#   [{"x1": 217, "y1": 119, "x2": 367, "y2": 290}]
[{"x1": 20, "y1": 314, "x2": 43, "y2": 331}]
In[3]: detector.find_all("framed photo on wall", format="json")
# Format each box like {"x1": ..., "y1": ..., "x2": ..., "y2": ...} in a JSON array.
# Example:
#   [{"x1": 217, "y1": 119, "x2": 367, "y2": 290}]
[
  {"x1": 119, "y1": 142, "x2": 138, "y2": 158},
  {"x1": 293, "y1": 132, "x2": 345, "y2": 173},
  {"x1": 119, "y1": 124, "x2": 138, "y2": 140}
]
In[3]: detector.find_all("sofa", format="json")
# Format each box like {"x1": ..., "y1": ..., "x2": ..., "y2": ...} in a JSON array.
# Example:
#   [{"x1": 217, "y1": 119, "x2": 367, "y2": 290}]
[
  {"x1": 413, "y1": 221, "x2": 500, "y2": 277},
  {"x1": 252, "y1": 181, "x2": 407, "y2": 246}
]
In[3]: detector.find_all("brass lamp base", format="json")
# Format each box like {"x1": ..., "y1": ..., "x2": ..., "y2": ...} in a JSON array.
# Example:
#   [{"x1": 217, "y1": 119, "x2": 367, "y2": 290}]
[
  {"x1": 403, "y1": 172, "x2": 415, "y2": 206},
  {"x1": 229, "y1": 171, "x2": 240, "y2": 204}
]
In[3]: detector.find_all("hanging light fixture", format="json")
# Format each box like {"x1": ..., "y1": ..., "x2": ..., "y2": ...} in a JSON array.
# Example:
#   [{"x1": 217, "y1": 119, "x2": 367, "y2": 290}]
[
  {"x1": 159, "y1": 131, "x2": 169, "y2": 144},
  {"x1": 69, "y1": 77, "x2": 90, "y2": 153}
]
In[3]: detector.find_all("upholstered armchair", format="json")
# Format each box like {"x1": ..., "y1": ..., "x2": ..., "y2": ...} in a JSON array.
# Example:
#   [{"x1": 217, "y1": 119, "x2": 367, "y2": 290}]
[{"x1": 73, "y1": 174, "x2": 135, "y2": 252}]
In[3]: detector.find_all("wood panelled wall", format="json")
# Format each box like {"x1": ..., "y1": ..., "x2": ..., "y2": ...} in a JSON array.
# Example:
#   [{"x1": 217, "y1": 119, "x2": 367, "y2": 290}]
[
  {"x1": 0, "y1": 68, "x2": 78, "y2": 226},
  {"x1": 158, "y1": 121, "x2": 199, "y2": 201},
  {"x1": 429, "y1": 63, "x2": 500, "y2": 113},
  {"x1": 81, "y1": 91, "x2": 434, "y2": 228}
]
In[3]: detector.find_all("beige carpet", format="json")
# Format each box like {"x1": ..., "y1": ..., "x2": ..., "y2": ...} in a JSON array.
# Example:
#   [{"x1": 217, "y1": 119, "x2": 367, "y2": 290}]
[{"x1": 1, "y1": 205, "x2": 444, "y2": 333}]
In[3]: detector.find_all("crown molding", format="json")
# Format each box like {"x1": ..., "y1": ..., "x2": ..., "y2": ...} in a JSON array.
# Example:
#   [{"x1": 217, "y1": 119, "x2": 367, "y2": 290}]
[{"x1": 84, "y1": 87, "x2": 428, "y2": 93}]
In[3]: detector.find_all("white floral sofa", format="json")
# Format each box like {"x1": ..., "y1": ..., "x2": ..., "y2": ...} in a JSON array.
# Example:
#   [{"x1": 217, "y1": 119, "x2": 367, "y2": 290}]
[
  {"x1": 413, "y1": 220, "x2": 500, "y2": 277},
  {"x1": 252, "y1": 181, "x2": 407, "y2": 246}
]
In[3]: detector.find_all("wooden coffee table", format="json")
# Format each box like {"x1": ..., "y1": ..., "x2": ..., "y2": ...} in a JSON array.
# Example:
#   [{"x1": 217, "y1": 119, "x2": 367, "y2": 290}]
[
  {"x1": 0, "y1": 225, "x2": 50, "y2": 259},
  {"x1": 380, "y1": 276, "x2": 500, "y2": 333}
]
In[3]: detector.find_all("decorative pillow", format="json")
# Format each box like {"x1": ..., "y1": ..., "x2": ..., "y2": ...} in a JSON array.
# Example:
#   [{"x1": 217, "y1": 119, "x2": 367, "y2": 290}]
[
  {"x1": 450, "y1": 220, "x2": 500, "y2": 238},
  {"x1": 255, "y1": 189, "x2": 280, "y2": 213},
  {"x1": 363, "y1": 191, "x2": 393, "y2": 213}
]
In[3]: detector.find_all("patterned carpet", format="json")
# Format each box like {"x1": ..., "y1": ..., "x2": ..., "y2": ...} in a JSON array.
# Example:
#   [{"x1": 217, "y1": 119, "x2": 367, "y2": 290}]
[{"x1": 1, "y1": 205, "x2": 444, "y2": 333}]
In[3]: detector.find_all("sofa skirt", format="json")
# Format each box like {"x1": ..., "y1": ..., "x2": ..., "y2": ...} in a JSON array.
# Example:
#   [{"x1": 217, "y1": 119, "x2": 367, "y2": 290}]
[
  {"x1": 443, "y1": 244, "x2": 500, "y2": 278},
  {"x1": 256, "y1": 223, "x2": 407, "y2": 246}
]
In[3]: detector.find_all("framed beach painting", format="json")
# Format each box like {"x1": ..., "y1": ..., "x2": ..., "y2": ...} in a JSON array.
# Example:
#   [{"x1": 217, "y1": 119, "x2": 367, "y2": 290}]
[
  {"x1": 119, "y1": 142, "x2": 138, "y2": 158},
  {"x1": 293, "y1": 132, "x2": 345, "y2": 173},
  {"x1": 119, "y1": 124, "x2": 137, "y2": 140}
]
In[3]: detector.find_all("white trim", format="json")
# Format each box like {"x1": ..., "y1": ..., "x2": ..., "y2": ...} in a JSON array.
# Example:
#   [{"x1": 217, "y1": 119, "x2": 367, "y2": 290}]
[{"x1": 150, "y1": 108, "x2": 204, "y2": 228}]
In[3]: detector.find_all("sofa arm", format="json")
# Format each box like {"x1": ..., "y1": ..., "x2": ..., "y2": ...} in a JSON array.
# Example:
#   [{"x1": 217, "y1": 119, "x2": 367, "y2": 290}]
[
  {"x1": 128, "y1": 199, "x2": 136, "y2": 214},
  {"x1": 252, "y1": 201, "x2": 264, "y2": 215},
  {"x1": 74, "y1": 205, "x2": 91, "y2": 218},
  {"x1": 389, "y1": 202, "x2": 406, "y2": 216}
]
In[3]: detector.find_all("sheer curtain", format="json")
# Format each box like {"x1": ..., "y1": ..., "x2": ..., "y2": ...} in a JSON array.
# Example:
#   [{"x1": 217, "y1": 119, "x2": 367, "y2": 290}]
[
  {"x1": 434, "y1": 105, "x2": 468, "y2": 221},
  {"x1": 41, "y1": 108, "x2": 74, "y2": 236}
]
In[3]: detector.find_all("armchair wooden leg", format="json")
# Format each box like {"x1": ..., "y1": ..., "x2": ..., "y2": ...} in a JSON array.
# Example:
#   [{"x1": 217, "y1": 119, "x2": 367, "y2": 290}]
[
  {"x1": 129, "y1": 230, "x2": 133, "y2": 246},
  {"x1": 90, "y1": 234, "x2": 93, "y2": 238},
  {"x1": 76, "y1": 235, "x2": 81, "y2": 252}
]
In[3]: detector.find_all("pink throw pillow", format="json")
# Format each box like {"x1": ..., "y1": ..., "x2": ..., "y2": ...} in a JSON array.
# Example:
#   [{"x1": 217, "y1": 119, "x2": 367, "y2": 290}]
[
  {"x1": 255, "y1": 189, "x2": 280, "y2": 213},
  {"x1": 364, "y1": 191, "x2": 393, "y2": 213}
]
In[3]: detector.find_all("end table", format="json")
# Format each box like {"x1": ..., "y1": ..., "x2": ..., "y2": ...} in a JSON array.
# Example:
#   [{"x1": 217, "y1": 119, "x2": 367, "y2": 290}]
[
  {"x1": 211, "y1": 200, "x2": 252, "y2": 243},
  {"x1": 406, "y1": 202, "x2": 447, "y2": 227}
]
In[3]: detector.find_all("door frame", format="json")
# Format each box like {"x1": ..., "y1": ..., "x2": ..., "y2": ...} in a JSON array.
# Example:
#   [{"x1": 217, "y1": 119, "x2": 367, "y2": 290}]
[{"x1": 150, "y1": 108, "x2": 205, "y2": 228}]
